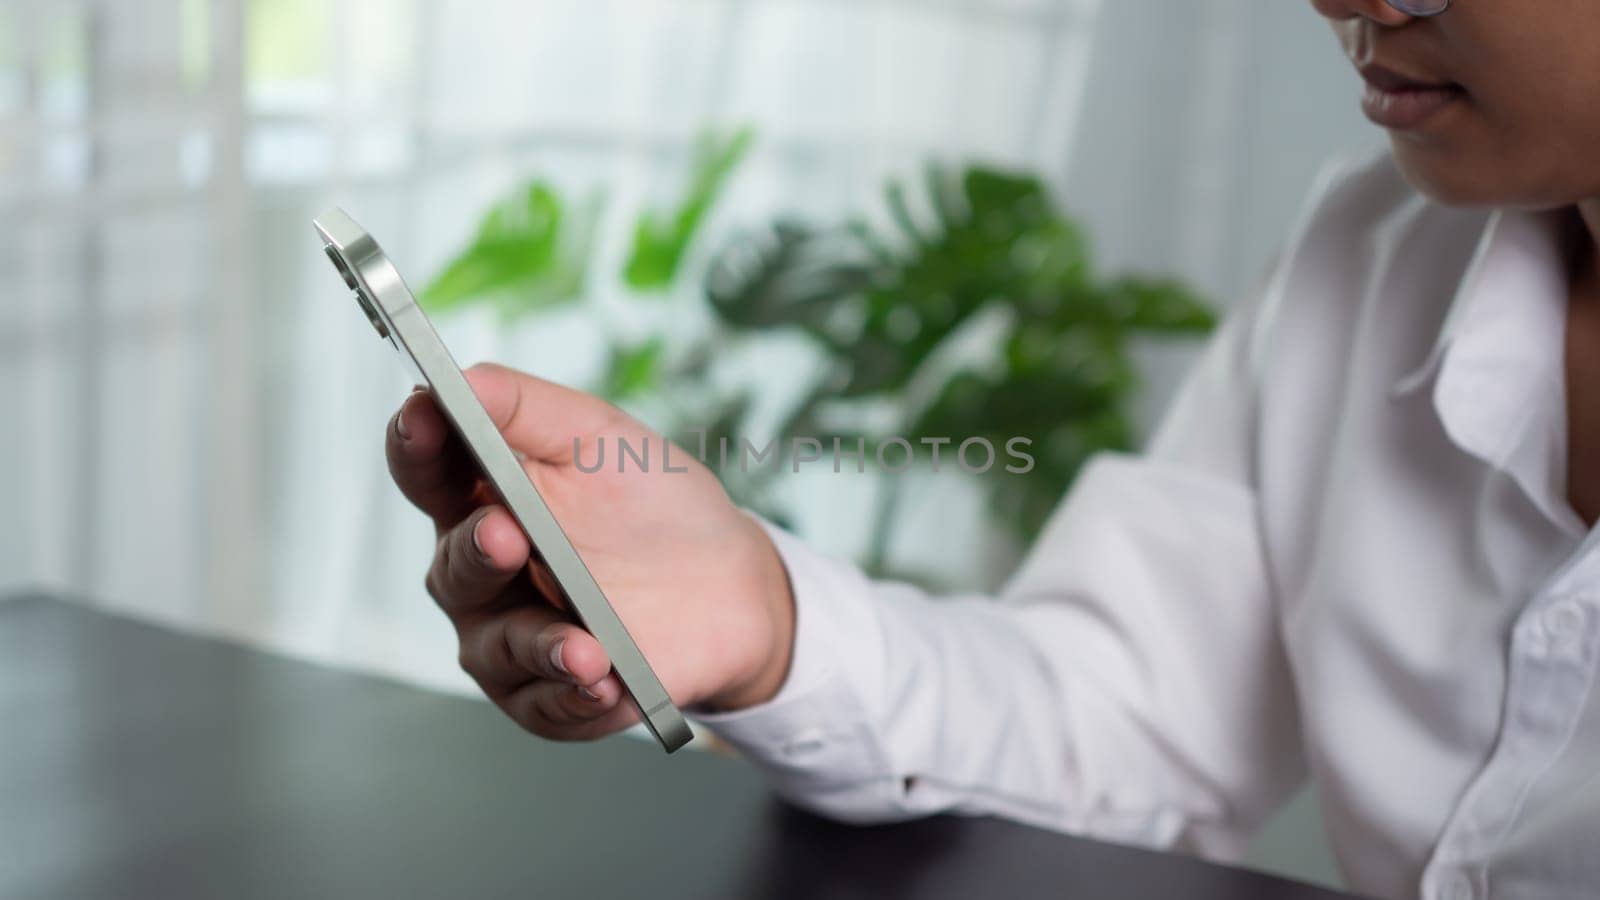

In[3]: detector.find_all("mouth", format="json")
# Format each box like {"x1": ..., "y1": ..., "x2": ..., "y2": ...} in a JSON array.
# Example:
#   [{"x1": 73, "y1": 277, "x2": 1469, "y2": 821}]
[{"x1": 1358, "y1": 64, "x2": 1466, "y2": 131}]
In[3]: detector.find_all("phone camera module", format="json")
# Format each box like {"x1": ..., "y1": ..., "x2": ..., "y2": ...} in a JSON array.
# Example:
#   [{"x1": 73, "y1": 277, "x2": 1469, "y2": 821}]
[
  {"x1": 324, "y1": 245, "x2": 358, "y2": 290},
  {"x1": 323, "y1": 245, "x2": 390, "y2": 340}
]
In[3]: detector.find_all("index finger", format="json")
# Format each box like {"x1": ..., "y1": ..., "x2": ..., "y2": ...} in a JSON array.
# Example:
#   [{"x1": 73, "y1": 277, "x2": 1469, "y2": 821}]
[{"x1": 386, "y1": 389, "x2": 483, "y2": 531}]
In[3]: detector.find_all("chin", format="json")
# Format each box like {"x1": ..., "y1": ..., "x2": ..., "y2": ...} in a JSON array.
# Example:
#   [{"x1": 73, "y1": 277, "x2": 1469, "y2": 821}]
[
  {"x1": 1388, "y1": 141, "x2": 1507, "y2": 209},
  {"x1": 1389, "y1": 137, "x2": 1595, "y2": 212}
]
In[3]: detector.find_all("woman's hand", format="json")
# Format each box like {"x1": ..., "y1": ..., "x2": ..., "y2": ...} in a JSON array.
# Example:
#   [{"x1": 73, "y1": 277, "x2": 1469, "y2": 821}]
[{"x1": 385, "y1": 363, "x2": 795, "y2": 740}]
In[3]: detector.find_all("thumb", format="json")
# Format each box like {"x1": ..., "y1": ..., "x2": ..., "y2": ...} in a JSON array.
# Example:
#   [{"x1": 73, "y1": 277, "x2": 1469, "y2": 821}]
[{"x1": 463, "y1": 363, "x2": 625, "y2": 466}]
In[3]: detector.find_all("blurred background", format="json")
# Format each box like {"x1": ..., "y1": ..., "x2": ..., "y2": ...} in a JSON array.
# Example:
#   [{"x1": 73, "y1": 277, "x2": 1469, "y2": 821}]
[{"x1": 1, "y1": 0, "x2": 1378, "y2": 888}]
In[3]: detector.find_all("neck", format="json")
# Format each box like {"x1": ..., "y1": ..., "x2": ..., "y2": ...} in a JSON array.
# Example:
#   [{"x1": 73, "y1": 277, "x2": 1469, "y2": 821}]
[
  {"x1": 1572, "y1": 200, "x2": 1600, "y2": 296},
  {"x1": 1580, "y1": 199, "x2": 1600, "y2": 267},
  {"x1": 1568, "y1": 199, "x2": 1600, "y2": 527}
]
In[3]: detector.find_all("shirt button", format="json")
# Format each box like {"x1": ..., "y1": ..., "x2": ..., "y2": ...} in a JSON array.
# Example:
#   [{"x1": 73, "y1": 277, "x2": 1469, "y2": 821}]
[
  {"x1": 782, "y1": 727, "x2": 828, "y2": 757},
  {"x1": 1542, "y1": 601, "x2": 1586, "y2": 647},
  {"x1": 1443, "y1": 872, "x2": 1474, "y2": 900}
]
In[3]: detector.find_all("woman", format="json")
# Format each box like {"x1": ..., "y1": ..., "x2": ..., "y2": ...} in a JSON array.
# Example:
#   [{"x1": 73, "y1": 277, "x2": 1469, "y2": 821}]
[{"x1": 386, "y1": 2, "x2": 1600, "y2": 897}]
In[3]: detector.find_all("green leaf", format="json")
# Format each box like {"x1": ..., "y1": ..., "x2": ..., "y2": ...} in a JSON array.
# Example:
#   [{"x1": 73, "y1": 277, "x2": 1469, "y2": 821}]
[
  {"x1": 421, "y1": 181, "x2": 598, "y2": 320},
  {"x1": 883, "y1": 179, "x2": 927, "y2": 249},
  {"x1": 962, "y1": 166, "x2": 1051, "y2": 231},
  {"x1": 924, "y1": 163, "x2": 962, "y2": 235},
  {"x1": 624, "y1": 127, "x2": 755, "y2": 290},
  {"x1": 1103, "y1": 275, "x2": 1218, "y2": 333},
  {"x1": 705, "y1": 223, "x2": 876, "y2": 341},
  {"x1": 423, "y1": 183, "x2": 560, "y2": 305},
  {"x1": 599, "y1": 337, "x2": 666, "y2": 401}
]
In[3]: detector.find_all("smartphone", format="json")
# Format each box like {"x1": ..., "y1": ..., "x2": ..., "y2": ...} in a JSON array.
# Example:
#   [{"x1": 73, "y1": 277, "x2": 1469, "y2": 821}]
[{"x1": 313, "y1": 207, "x2": 693, "y2": 754}]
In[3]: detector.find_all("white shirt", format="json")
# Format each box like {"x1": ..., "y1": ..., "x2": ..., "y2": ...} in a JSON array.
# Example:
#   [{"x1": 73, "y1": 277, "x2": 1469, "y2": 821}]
[{"x1": 696, "y1": 151, "x2": 1600, "y2": 900}]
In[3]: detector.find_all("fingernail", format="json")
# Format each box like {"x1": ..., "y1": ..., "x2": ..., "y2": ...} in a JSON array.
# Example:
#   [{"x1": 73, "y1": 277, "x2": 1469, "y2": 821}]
[
  {"x1": 548, "y1": 638, "x2": 568, "y2": 676},
  {"x1": 470, "y1": 516, "x2": 490, "y2": 561},
  {"x1": 395, "y1": 403, "x2": 413, "y2": 441},
  {"x1": 579, "y1": 685, "x2": 601, "y2": 702}
]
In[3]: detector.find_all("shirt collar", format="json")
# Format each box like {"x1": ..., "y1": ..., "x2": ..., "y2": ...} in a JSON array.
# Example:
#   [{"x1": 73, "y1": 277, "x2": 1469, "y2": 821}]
[
  {"x1": 1391, "y1": 209, "x2": 1569, "y2": 398},
  {"x1": 1391, "y1": 207, "x2": 1576, "y2": 531},
  {"x1": 1395, "y1": 209, "x2": 1568, "y2": 395}
]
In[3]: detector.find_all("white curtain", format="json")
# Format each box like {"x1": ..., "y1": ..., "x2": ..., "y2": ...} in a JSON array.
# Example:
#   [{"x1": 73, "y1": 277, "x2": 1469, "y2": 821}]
[{"x1": 4, "y1": 0, "x2": 1373, "y2": 698}]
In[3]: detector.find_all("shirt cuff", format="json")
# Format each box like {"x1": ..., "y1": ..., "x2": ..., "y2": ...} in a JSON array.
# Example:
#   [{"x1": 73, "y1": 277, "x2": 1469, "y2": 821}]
[{"x1": 691, "y1": 516, "x2": 897, "y2": 807}]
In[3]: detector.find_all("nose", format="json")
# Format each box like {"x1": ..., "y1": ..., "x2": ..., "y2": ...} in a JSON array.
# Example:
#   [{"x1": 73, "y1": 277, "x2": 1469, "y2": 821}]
[{"x1": 1309, "y1": 0, "x2": 1414, "y2": 26}]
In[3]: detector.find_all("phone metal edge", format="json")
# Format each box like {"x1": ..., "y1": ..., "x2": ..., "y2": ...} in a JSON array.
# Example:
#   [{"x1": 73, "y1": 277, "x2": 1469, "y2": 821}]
[{"x1": 314, "y1": 208, "x2": 693, "y2": 753}]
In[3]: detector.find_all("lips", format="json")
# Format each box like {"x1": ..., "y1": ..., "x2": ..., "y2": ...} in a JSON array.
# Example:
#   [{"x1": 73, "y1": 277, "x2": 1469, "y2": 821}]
[{"x1": 1358, "y1": 64, "x2": 1465, "y2": 131}]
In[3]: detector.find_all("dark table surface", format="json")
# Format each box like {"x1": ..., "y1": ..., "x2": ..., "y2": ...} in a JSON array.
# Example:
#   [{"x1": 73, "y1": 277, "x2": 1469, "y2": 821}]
[{"x1": 0, "y1": 593, "x2": 1359, "y2": 899}]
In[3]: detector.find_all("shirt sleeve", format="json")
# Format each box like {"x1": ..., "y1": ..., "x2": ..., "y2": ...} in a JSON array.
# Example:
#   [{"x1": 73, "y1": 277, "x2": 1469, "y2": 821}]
[{"x1": 693, "y1": 280, "x2": 1305, "y2": 860}]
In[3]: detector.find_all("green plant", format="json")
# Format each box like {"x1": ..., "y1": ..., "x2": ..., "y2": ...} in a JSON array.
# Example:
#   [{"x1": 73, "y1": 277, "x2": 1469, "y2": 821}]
[
  {"x1": 419, "y1": 133, "x2": 1216, "y2": 579},
  {"x1": 702, "y1": 165, "x2": 1215, "y2": 570},
  {"x1": 624, "y1": 129, "x2": 755, "y2": 290}
]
